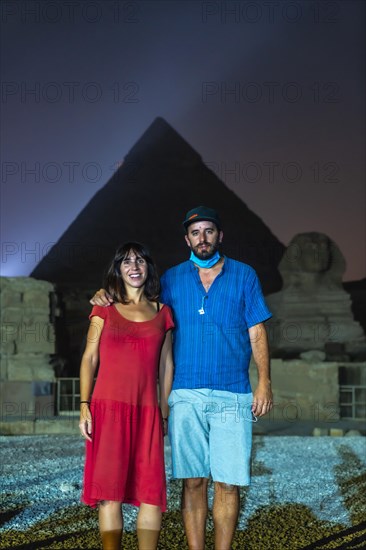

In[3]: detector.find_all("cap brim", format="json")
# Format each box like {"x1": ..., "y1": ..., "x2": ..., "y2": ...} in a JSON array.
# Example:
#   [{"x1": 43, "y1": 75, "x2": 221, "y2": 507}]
[{"x1": 183, "y1": 216, "x2": 220, "y2": 229}]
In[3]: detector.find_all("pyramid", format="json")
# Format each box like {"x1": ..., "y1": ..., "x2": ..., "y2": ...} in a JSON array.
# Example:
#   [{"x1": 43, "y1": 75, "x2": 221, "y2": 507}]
[{"x1": 31, "y1": 117, "x2": 285, "y2": 294}]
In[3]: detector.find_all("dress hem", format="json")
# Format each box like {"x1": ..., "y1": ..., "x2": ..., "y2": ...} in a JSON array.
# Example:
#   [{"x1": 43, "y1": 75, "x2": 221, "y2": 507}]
[{"x1": 81, "y1": 496, "x2": 167, "y2": 512}]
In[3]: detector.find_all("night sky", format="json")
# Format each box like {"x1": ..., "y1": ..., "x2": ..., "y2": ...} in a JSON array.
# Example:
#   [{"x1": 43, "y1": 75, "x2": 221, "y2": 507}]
[{"x1": 1, "y1": 0, "x2": 365, "y2": 281}]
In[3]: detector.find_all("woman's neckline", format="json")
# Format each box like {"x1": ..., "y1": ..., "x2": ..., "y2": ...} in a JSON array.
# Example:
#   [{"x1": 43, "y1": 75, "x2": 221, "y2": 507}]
[{"x1": 112, "y1": 303, "x2": 165, "y2": 323}]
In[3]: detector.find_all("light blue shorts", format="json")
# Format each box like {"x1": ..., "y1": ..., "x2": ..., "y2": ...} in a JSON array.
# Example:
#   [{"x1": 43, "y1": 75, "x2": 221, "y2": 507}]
[{"x1": 168, "y1": 388, "x2": 255, "y2": 486}]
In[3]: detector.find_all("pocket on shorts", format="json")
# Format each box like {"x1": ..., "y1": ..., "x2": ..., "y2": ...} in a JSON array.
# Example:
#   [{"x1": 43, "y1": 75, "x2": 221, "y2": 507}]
[
  {"x1": 167, "y1": 392, "x2": 174, "y2": 407},
  {"x1": 168, "y1": 389, "x2": 195, "y2": 408},
  {"x1": 168, "y1": 390, "x2": 182, "y2": 407}
]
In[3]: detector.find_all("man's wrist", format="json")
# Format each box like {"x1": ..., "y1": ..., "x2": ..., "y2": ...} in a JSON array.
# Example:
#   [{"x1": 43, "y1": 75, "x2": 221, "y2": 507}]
[{"x1": 257, "y1": 378, "x2": 271, "y2": 386}]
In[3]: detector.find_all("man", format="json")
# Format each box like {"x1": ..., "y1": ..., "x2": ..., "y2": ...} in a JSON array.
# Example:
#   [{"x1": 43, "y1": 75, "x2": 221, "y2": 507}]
[{"x1": 91, "y1": 206, "x2": 273, "y2": 550}]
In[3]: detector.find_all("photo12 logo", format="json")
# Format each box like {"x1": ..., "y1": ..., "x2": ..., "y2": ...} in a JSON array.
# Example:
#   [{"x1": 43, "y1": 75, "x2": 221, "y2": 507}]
[
  {"x1": 1, "y1": 242, "x2": 109, "y2": 267},
  {"x1": 201, "y1": 81, "x2": 341, "y2": 104},
  {"x1": 1, "y1": 1, "x2": 141, "y2": 24},
  {"x1": 1, "y1": 81, "x2": 140, "y2": 104},
  {"x1": 201, "y1": 1, "x2": 341, "y2": 24},
  {"x1": 203, "y1": 160, "x2": 340, "y2": 185},
  {"x1": 1, "y1": 159, "x2": 140, "y2": 185},
  {"x1": 2, "y1": 161, "x2": 103, "y2": 184}
]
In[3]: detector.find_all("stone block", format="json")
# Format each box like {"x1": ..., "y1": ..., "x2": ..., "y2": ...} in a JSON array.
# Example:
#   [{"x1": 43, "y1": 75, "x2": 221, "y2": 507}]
[
  {"x1": 0, "y1": 277, "x2": 55, "y2": 357},
  {"x1": 1, "y1": 277, "x2": 54, "y2": 294},
  {"x1": 250, "y1": 358, "x2": 340, "y2": 421},
  {"x1": 313, "y1": 427, "x2": 329, "y2": 436},
  {"x1": 34, "y1": 393, "x2": 56, "y2": 420},
  {"x1": 15, "y1": 322, "x2": 55, "y2": 354},
  {"x1": 0, "y1": 420, "x2": 35, "y2": 435},
  {"x1": 0, "y1": 357, "x2": 8, "y2": 380},
  {"x1": 32, "y1": 363, "x2": 56, "y2": 381},
  {"x1": 22, "y1": 290, "x2": 50, "y2": 308},
  {"x1": 0, "y1": 329, "x2": 16, "y2": 354},
  {"x1": 309, "y1": 361, "x2": 339, "y2": 382},
  {"x1": 0, "y1": 290, "x2": 22, "y2": 307},
  {"x1": 34, "y1": 418, "x2": 79, "y2": 435},
  {"x1": 0, "y1": 381, "x2": 55, "y2": 421},
  {"x1": 330, "y1": 428, "x2": 344, "y2": 437},
  {"x1": 5, "y1": 355, "x2": 55, "y2": 382},
  {"x1": 300, "y1": 350, "x2": 326, "y2": 361},
  {"x1": 1, "y1": 309, "x2": 23, "y2": 324},
  {"x1": 0, "y1": 381, "x2": 34, "y2": 419}
]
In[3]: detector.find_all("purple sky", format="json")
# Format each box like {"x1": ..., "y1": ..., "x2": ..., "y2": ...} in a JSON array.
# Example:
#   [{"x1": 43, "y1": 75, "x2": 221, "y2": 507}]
[{"x1": 1, "y1": 0, "x2": 365, "y2": 281}]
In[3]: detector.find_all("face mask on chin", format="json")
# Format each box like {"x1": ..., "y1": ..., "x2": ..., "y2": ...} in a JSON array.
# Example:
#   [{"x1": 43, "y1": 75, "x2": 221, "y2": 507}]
[{"x1": 189, "y1": 250, "x2": 221, "y2": 268}]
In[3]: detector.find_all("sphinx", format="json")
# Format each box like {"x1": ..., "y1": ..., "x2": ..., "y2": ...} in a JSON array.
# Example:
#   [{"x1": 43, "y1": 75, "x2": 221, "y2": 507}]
[{"x1": 266, "y1": 232, "x2": 365, "y2": 358}]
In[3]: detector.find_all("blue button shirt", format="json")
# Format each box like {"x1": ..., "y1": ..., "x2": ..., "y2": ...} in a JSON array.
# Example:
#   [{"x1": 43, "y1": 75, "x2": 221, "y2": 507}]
[{"x1": 160, "y1": 256, "x2": 272, "y2": 393}]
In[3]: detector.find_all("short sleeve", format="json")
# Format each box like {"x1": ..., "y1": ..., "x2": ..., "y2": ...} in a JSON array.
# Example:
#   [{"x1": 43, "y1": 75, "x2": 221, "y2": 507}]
[
  {"x1": 89, "y1": 305, "x2": 109, "y2": 321},
  {"x1": 163, "y1": 305, "x2": 175, "y2": 332},
  {"x1": 244, "y1": 270, "x2": 272, "y2": 328}
]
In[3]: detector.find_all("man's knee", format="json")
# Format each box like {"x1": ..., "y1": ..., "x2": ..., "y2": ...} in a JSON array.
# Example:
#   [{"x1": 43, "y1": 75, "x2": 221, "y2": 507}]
[
  {"x1": 216, "y1": 482, "x2": 237, "y2": 492},
  {"x1": 184, "y1": 477, "x2": 208, "y2": 491},
  {"x1": 214, "y1": 482, "x2": 239, "y2": 503},
  {"x1": 182, "y1": 478, "x2": 208, "y2": 511}
]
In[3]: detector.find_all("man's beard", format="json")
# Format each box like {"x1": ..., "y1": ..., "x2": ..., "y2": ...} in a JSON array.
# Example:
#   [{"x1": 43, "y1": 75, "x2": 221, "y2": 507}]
[{"x1": 192, "y1": 238, "x2": 220, "y2": 260}]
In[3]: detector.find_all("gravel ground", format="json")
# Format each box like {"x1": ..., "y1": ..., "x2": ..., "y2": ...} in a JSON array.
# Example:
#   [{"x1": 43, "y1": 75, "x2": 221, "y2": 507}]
[{"x1": 1, "y1": 435, "x2": 365, "y2": 549}]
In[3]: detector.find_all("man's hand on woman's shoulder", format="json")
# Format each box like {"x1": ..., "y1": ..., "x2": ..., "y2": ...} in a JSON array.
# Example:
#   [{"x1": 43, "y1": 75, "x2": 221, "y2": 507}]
[{"x1": 90, "y1": 289, "x2": 114, "y2": 306}]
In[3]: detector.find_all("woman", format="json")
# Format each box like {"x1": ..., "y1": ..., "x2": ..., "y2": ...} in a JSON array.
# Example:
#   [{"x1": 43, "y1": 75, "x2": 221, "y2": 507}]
[{"x1": 79, "y1": 242, "x2": 174, "y2": 550}]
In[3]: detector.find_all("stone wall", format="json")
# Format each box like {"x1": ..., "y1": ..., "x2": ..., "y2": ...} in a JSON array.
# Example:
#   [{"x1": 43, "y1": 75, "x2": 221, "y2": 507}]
[
  {"x1": 250, "y1": 358, "x2": 366, "y2": 422},
  {"x1": 0, "y1": 277, "x2": 56, "y2": 424}
]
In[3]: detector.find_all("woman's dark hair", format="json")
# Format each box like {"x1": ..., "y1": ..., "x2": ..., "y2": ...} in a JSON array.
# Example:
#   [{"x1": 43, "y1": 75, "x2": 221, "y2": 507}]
[{"x1": 104, "y1": 242, "x2": 160, "y2": 304}]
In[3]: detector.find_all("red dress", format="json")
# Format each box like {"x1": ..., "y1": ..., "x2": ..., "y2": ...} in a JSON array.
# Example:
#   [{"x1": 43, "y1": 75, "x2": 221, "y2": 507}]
[{"x1": 81, "y1": 304, "x2": 174, "y2": 511}]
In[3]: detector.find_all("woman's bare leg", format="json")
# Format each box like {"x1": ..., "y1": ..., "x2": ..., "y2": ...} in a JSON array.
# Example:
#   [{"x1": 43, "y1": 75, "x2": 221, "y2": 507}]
[
  {"x1": 98, "y1": 500, "x2": 123, "y2": 550},
  {"x1": 136, "y1": 503, "x2": 162, "y2": 550}
]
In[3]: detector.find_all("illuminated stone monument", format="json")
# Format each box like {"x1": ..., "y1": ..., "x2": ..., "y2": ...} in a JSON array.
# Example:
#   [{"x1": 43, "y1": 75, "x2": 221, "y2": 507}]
[
  {"x1": 266, "y1": 232, "x2": 366, "y2": 358},
  {"x1": 0, "y1": 277, "x2": 56, "y2": 431}
]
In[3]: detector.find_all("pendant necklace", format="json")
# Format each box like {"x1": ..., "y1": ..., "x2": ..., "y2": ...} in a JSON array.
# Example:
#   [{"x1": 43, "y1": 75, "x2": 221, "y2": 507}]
[{"x1": 198, "y1": 295, "x2": 207, "y2": 315}]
